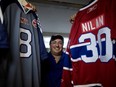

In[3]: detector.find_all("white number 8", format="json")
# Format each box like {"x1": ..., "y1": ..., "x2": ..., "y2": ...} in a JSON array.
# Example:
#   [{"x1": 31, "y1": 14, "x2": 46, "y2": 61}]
[{"x1": 20, "y1": 28, "x2": 32, "y2": 58}]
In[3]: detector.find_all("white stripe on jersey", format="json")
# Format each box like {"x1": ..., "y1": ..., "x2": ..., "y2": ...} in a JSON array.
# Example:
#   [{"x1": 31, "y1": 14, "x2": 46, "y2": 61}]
[
  {"x1": 0, "y1": 6, "x2": 3, "y2": 24},
  {"x1": 63, "y1": 67, "x2": 73, "y2": 71},
  {"x1": 74, "y1": 83, "x2": 102, "y2": 87}
]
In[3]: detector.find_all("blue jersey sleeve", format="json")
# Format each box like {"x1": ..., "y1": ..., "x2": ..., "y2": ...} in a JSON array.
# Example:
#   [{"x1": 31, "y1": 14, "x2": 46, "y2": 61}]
[{"x1": 37, "y1": 27, "x2": 48, "y2": 61}]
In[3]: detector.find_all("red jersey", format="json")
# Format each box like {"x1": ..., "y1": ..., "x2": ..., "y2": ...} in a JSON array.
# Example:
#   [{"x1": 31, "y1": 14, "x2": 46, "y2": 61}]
[{"x1": 61, "y1": 0, "x2": 116, "y2": 87}]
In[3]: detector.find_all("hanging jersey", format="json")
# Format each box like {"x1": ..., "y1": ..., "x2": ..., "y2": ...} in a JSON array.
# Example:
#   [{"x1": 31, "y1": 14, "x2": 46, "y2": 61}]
[
  {"x1": 61, "y1": 0, "x2": 116, "y2": 87},
  {"x1": 0, "y1": 6, "x2": 8, "y2": 48},
  {"x1": 4, "y1": 1, "x2": 48, "y2": 87}
]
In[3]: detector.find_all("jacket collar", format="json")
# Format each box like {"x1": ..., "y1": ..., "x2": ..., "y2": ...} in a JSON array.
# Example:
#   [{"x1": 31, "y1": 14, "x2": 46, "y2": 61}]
[{"x1": 18, "y1": 0, "x2": 34, "y2": 14}]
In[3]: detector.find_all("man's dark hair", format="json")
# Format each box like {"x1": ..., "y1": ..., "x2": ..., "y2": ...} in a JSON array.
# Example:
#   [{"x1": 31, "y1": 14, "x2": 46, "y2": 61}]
[{"x1": 50, "y1": 34, "x2": 64, "y2": 44}]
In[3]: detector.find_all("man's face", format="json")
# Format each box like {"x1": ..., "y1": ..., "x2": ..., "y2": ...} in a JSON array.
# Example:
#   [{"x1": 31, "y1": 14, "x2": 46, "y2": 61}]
[{"x1": 50, "y1": 39, "x2": 63, "y2": 56}]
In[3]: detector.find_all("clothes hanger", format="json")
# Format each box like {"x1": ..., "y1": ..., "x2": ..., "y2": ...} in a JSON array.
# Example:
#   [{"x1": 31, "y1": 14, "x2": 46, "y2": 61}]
[{"x1": 84, "y1": 0, "x2": 95, "y2": 7}]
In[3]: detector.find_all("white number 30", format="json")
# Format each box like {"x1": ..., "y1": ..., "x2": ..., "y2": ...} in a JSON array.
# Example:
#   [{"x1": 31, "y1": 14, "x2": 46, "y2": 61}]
[{"x1": 79, "y1": 27, "x2": 112, "y2": 63}]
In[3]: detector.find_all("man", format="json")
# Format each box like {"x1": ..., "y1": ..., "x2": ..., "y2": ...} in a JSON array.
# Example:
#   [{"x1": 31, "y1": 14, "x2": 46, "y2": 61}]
[
  {"x1": 49, "y1": 34, "x2": 64, "y2": 63},
  {"x1": 41, "y1": 34, "x2": 68, "y2": 87}
]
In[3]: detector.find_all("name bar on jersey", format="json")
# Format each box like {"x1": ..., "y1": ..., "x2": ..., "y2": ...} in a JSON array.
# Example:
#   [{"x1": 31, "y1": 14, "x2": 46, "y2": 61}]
[{"x1": 81, "y1": 14, "x2": 104, "y2": 33}]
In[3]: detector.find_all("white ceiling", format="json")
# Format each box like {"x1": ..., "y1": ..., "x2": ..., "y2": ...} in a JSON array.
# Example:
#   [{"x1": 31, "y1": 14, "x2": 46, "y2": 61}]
[
  {"x1": 29, "y1": 0, "x2": 92, "y2": 8},
  {"x1": 28, "y1": 0, "x2": 93, "y2": 38},
  {"x1": 51, "y1": 0, "x2": 92, "y2": 5}
]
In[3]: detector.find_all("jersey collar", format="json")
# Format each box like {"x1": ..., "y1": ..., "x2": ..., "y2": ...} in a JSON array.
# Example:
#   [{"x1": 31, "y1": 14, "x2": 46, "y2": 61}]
[{"x1": 18, "y1": 0, "x2": 34, "y2": 14}]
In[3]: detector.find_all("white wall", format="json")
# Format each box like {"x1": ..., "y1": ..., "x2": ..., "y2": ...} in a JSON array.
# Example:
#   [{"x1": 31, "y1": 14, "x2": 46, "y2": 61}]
[
  {"x1": 34, "y1": 3, "x2": 79, "y2": 34},
  {"x1": 32, "y1": 3, "x2": 79, "y2": 48}
]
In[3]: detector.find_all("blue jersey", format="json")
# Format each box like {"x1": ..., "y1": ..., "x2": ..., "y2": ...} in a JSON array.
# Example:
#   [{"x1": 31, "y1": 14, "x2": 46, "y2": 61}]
[
  {"x1": 0, "y1": 6, "x2": 8, "y2": 48},
  {"x1": 4, "y1": 1, "x2": 48, "y2": 87},
  {"x1": 0, "y1": 4, "x2": 8, "y2": 87}
]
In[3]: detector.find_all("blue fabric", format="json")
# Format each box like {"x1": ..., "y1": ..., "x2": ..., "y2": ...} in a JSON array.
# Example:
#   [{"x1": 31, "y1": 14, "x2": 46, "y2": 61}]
[
  {"x1": 41, "y1": 52, "x2": 66, "y2": 87},
  {"x1": 0, "y1": 18, "x2": 8, "y2": 48}
]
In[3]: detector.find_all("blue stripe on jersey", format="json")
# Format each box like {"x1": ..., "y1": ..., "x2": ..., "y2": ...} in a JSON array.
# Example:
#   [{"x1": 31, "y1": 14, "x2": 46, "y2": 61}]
[
  {"x1": 63, "y1": 53, "x2": 72, "y2": 68},
  {"x1": 113, "y1": 40, "x2": 116, "y2": 58},
  {"x1": 70, "y1": 45, "x2": 93, "y2": 59},
  {"x1": 70, "y1": 40, "x2": 107, "y2": 60}
]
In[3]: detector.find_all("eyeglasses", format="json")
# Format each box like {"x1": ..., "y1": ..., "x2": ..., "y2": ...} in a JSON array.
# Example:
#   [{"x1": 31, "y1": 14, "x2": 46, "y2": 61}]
[{"x1": 51, "y1": 41, "x2": 63, "y2": 45}]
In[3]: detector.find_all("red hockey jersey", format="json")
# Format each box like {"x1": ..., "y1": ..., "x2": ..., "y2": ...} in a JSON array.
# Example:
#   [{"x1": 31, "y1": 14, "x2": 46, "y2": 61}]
[{"x1": 61, "y1": 0, "x2": 116, "y2": 87}]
